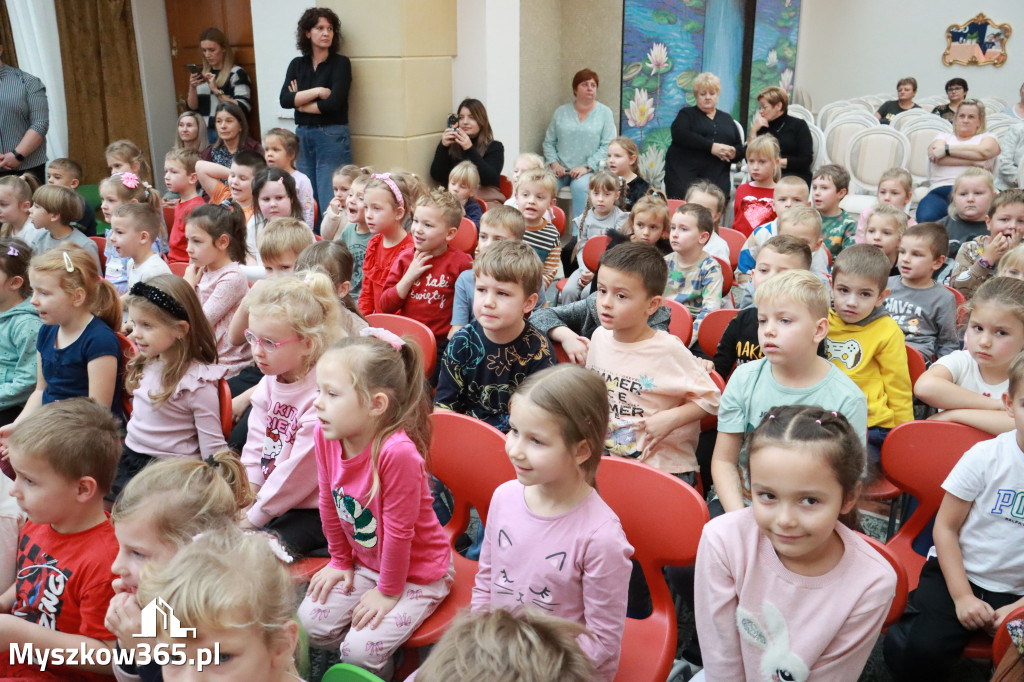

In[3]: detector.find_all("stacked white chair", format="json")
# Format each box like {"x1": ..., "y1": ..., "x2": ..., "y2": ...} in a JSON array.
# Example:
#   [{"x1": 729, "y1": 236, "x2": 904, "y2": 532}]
[
  {"x1": 817, "y1": 100, "x2": 852, "y2": 131},
  {"x1": 890, "y1": 108, "x2": 932, "y2": 132},
  {"x1": 808, "y1": 122, "x2": 826, "y2": 173},
  {"x1": 842, "y1": 127, "x2": 912, "y2": 195},
  {"x1": 788, "y1": 104, "x2": 814, "y2": 125},
  {"x1": 981, "y1": 96, "x2": 1009, "y2": 114},
  {"x1": 986, "y1": 114, "x2": 1017, "y2": 142},
  {"x1": 830, "y1": 109, "x2": 880, "y2": 127},
  {"x1": 823, "y1": 116, "x2": 875, "y2": 167}
]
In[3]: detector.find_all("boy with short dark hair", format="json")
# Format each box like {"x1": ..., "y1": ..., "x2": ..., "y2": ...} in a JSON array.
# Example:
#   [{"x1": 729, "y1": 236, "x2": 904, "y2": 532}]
[
  {"x1": 46, "y1": 158, "x2": 97, "y2": 237},
  {"x1": 713, "y1": 270, "x2": 868, "y2": 513},
  {"x1": 436, "y1": 240, "x2": 554, "y2": 431},
  {"x1": 164, "y1": 147, "x2": 203, "y2": 263},
  {"x1": 196, "y1": 150, "x2": 266, "y2": 224},
  {"x1": 379, "y1": 189, "x2": 473, "y2": 369},
  {"x1": 0, "y1": 398, "x2": 121, "y2": 680},
  {"x1": 827, "y1": 243, "x2": 913, "y2": 465},
  {"x1": 884, "y1": 222, "x2": 958, "y2": 359},
  {"x1": 515, "y1": 168, "x2": 561, "y2": 288},
  {"x1": 585, "y1": 242, "x2": 720, "y2": 482},
  {"x1": 812, "y1": 163, "x2": 857, "y2": 258},
  {"x1": 27, "y1": 185, "x2": 100, "y2": 269}
]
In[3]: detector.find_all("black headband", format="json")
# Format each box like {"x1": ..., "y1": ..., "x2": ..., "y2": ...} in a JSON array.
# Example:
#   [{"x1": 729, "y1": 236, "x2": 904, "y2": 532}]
[{"x1": 129, "y1": 282, "x2": 188, "y2": 321}]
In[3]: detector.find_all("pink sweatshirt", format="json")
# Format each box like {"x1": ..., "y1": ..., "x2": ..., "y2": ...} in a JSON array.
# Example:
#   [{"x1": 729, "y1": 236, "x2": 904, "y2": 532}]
[
  {"x1": 695, "y1": 507, "x2": 896, "y2": 681},
  {"x1": 196, "y1": 261, "x2": 251, "y2": 378},
  {"x1": 313, "y1": 426, "x2": 450, "y2": 596},
  {"x1": 124, "y1": 360, "x2": 228, "y2": 458},
  {"x1": 241, "y1": 371, "x2": 320, "y2": 527},
  {"x1": 471, "y1": 481, "x2": 633, "y2": 682}
]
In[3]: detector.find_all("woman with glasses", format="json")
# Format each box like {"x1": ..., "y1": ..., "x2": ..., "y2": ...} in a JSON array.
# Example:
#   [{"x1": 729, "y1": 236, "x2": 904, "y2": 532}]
[
  {"x1": 933, "y1": 78, "x2": 969, "y2": 123},
  {"x1": 748, "y1": 85, "x2": 814, "y2": 185}
]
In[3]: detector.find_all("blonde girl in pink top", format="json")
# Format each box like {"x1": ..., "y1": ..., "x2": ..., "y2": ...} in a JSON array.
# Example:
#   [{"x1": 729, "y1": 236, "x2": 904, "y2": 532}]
[
  {"x1": 695, "y1": 405, "x2": 897, "y2": 681},
  {"x1": 299, "y1": 331, "x2": 453, "y2": 679}
]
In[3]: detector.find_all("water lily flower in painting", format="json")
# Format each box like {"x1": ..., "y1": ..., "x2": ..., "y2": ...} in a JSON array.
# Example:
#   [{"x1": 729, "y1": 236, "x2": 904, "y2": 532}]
[
  {"x1": 638, "y1": 145, "x2": 666, "y2": 189},
  {"x1": 646, "y1": 42, "x2": 669, "y2": 75},
  {"x1": 780, "y1": 67, "x2": 794, "y2": 92},
  {"x1": 766, "y1": 48, "x2": 778, "y2": 68},
  {"x1": 626, "y1": 89, "x2": 655, "y2": 129}
]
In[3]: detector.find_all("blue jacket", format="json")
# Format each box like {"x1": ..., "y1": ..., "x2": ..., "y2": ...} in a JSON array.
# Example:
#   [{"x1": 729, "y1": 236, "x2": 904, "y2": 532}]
[{"x1": 0, "y1": 299, "x2": 41, "y2": 410}]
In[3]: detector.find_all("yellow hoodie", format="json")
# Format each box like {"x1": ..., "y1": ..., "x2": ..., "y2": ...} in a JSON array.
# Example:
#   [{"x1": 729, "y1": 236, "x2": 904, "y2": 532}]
[{"x1": 826, "y1": 308, "x2": 913, "y2": 428}]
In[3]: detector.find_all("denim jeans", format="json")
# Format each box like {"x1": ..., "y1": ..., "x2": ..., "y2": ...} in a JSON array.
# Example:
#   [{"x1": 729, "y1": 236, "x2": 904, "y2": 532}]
[
  {"x1": 296, "y1": 123, "x2": 352, "y2": 224},
  {"x1": 915, "y1": 185, "x2": 953, "y2": 223},
  {"x1": 556, "y1": 172, "x2": 592, "y2": 227}
]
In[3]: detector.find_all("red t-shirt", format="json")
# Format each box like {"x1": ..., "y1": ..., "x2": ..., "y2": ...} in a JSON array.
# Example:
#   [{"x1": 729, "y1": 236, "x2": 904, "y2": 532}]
[
  {"x1": 168, "y1": 195, "x2": 206, "y2": 263},
  {"x1": 731, "y1": 183, "x2": 776, "y2": 237},
  {"x1": 357, "y1": 233, "x2": 413, "y2": 316},
  {"x1": 378, "y1": 247, "x2": 473, "y2": 340},
  {"x1": 1, "y1": 517, "x2": 118, "y2": 681}
]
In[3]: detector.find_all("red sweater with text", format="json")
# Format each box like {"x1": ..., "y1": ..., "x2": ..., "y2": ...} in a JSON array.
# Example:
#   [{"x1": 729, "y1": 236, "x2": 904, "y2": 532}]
[{"x1": 378, "y1": 247, "x2": 473, "y2": 340}]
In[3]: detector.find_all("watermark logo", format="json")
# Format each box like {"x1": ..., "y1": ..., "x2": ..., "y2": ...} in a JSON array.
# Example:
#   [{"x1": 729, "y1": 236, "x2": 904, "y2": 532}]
[{"x1": 134, "y1": 597, "x2": 196, "y2": 638}]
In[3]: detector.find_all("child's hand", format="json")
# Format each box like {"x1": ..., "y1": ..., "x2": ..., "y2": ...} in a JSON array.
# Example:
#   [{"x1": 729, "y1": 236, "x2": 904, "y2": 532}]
[
  {"x1": 183, "y1": 264, "x2": 203, "y2": 287},
  {"x1": 307, "y1": 566, "x2": 353, "y2": 604},
  {"x1": 351, "y1": 588, "x2": 401, "y2": 631},
  {"x1": 982, "y1": 233, "x2": 1014, "y2": 265},
  {"x1": 162, "y1": 197, "x2": 179, "y2": 210},
  {"x1": 561, "y1": 335, "x2": 590, "y2": 365},
  {"x1": 403, "y1": 251, "x2": 434, "y2": 286},
  {"x1": 578, "y1": 269, "x2": 594, "y2": 286},
  {"x1": 698, "y1": 358, "x2": 715, "y2": 373},
  {"x1": 635, "y1": 410, "x2": 681, "y2": 456},
  {"x1": 328, "y1": 197, "x2": 345, "y2": 216},
  {"x1": 0, "y1": 424, "x2": 14, "y2": 457},
  {"x1": 231, "y1": 394, "x2": 249, "y2": 424},
  {"x1": 990, "y1": 602, "x2": 1024, "y2": 635},
  {"x1": 954, "y1": 594, "x2": 995, "y2": 630},
  {"x1": 105, "y1": 591, "x2": 143, "y2": 643}
]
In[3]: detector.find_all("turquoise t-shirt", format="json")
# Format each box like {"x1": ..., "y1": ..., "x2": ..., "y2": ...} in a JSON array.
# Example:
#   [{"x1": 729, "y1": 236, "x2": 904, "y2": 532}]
[{"x1": 718, "y1": 358, "x2": 868, "y2": 443}]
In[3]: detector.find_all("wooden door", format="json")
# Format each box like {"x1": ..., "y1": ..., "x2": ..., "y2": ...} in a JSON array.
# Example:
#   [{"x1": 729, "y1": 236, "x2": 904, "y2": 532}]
[{"x1": 164, "y1": 0, "x2": 261, "y2": 135}]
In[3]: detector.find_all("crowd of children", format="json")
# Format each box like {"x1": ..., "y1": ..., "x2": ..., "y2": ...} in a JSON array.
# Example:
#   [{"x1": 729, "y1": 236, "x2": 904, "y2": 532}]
[{"x1": 3, "y1": 92, "x2": 1024, "y2": 682}]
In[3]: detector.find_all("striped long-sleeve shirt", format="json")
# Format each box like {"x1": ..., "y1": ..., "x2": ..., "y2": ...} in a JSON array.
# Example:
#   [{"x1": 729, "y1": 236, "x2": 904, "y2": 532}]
[{"x1": 0, "y1": 64, "x2": 48, "y2": 169}]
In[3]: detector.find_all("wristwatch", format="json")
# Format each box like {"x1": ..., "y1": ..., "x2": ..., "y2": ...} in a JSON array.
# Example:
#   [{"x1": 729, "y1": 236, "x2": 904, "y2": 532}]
[
  {"x1": 979, "y1": 257, "x2": 993, "y2": 270},
  {"x1": 944, "y1": 143, "x2": 950, "y2": 157},
  {"x1": 12, "y1": 151, "x2": 24, "y2": 162}
]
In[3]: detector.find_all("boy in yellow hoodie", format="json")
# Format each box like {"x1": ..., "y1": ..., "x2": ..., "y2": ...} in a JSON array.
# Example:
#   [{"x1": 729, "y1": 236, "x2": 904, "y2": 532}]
[{"x1": 826, "y1": 243, "x2": 913, "y2": 472}]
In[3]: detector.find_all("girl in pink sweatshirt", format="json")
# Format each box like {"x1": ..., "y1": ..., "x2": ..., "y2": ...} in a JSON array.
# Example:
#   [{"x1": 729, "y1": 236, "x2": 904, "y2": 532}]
[
  {"x1": 239, "y1": 272, "x2": 345, "y2": 555},
  {"x1": 471, "y1": 365, "x2": 634, "y2": 682},
  {"x1": 695, "y1": 405, "x2": 897, "y2": 681},
  {"x1": 298, "y1": 331, "x2": 453, "y2": 679}
]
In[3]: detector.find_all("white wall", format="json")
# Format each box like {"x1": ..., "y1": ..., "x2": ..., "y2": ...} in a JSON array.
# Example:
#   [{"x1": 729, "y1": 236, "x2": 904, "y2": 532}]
[
  {"x1": 453, "y1": 0, "x2": 520, "y2": 173},
  {"x1": 796, "y1": 1, "x2": 1024, "y2": 109},
  {"x1": 132, "y1": 0, "x2": 176, "y2": 191},
  {"x1": 250, "y1": 0, "x2": 306, "y2": 135}
]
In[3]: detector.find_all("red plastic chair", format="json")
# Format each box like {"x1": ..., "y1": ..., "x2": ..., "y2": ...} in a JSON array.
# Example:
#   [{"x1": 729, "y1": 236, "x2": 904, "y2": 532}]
[
  {"x1": 168, "y1": 261, "x2": 189, "y2": 277},
  {"x1": 90, "y1": 236, "x2": 107, "y2": 271},
  {"x1": 906, "y1": 344, "x2": 929, "y2": 389},
  {"x1": 365, "y1": 313, "x2": 437, "y2": 378},
  {"x1": 699, "y1": 370, "x2": 726, "y2": 433},
  {"x1": 661, "y1": 299, "x2": 694, "y2": 347},
  {"x1": 696, "y1": 308, "x2": 739, "y2": 362},
  {"x1": 717, "y1": 227, "x2": 746, "y2": 269},
  {"x1": 498, "y1": 174, "x2": 514, "y2": 200},
  {"x1": 582, "y1": 234, "x2": 611, "y2": 271},
  {"x1": 450, "y1": 217, "x2": 477, "y2": 254},
  {"x1": 667, "y1": 198, "x2": 685, "y2": 214},
  {"x1": 162, "y1": 205, "x2": 175, "y2": 234},
  {"x1": 474, "y1": 198, "x2": 487, "y2": 215},
  {"x1": 945, "y1": 285, "x2": 968, "y2": 325},
  {"x1": 860, "y1": 533, "x2": 909, "y2": 629},
  {"x1": 116, "y1": 333, "x2": 137, "y2": 418},
  {"x1": 712, "y1": 255, "x2": 733, "y2": 301},
  {"x1": 289, "y1": 557, "x2": 329, "y2": 585},
  {"x1": 552, "y1": 206, "x2": 566, "y2": 236},
  {"x1": 217, "y1": 378, "x2": 233, "y2": 440},
  {"x1": 993, "y1": 604, "x2": 1024, "y2": 664},
  {"x1": 595, "y1": 456, "x2": 708, "y2": 682},
  {"x1": 404, "y1": 413, "x2": 513, "y2": 649}
]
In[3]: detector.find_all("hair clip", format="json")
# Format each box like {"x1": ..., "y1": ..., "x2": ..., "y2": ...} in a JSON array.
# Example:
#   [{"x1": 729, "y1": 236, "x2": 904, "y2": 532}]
[
  {"x1": 62, "y1": 251, "x2": 74, "y2": 273},
  {"x1": 121, "y1": 172, "x2": 139, "y2": 189},
  {"x1": 768, "y1": 414, "x2": 775, "y2": 420},
  {"x1": 218, "y1": 199, "x2": 234, "y2": 211},
  {"x1": 831, "y1": 411, "x2": 838, "y2": 417},
  {"x1": 129, "y1": 281, "x2": 189, "y2": 321},
  {"x1": 360, "y1": 326, "x2": 405, "y2": 351},
  {"x1": 272, "y1": 177, "x2": 286, "y2": 186},
  {"x1": 204, "y1": 456, "x2": 220, "y2": 468},
  {"x1": 6, "y1": 246, "x2": 17, "y2": 257},
  {"x1": 371, "y1": 172, "x2": 404, "y2": 210},
  {"x1": 815, "y1": 419, "x2": 822, "y2": 424},
  {"x1": 303, "y1": 273, "x2": 315, "y2": 285}
]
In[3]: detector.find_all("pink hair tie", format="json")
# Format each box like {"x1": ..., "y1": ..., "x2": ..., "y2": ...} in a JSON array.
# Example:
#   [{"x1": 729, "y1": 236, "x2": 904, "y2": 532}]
[
  {"x1": 372, "y1": 173, "x2": 404, "y2": 210},
  {"x1": 121, "y1": 172, "x2": 139, "y2": 189},
  {"x1": 360, "y1": 326, "x2": 405, "y2": 351},
  {"x1": 6, "y1": 246, "x2": 17, "y2": 256}
]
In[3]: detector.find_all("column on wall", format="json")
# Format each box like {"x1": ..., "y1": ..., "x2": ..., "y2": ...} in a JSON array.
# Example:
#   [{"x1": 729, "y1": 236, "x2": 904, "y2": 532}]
[{"x1": 321, "y1": 0, "x2": 456, "y2": 181}]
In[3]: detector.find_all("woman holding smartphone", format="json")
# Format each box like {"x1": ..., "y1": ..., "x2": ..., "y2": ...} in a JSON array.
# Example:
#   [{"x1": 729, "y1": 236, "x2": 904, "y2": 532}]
[
  {"x1": 186, "y1": 27, "x2": 252, "y2": 144},
  {"x1": 429, "y1": 98, "x2": 505, "y2": 207},
  {"x1": 279, "y1": 6, "x2": 352, "y2": 219}
]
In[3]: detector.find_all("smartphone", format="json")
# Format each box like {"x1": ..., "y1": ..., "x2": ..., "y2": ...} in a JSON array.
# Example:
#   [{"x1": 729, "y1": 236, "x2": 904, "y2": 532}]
[
  {"x1": 447, "y1": 114, "x2": 458, "y2": 128},
  {"x1": 187, "y1": 64, "x2": 201, "y2": 75}
]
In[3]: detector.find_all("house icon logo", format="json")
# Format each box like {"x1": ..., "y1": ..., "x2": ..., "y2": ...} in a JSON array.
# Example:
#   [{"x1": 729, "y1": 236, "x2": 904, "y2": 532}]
[{"x1": 133, "y1": 597, "x2": 196, "y2": 638}]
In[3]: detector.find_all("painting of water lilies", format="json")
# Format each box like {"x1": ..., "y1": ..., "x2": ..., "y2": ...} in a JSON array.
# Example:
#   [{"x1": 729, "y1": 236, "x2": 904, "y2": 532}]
[{"x1": 620, "y1": 0, "x2": 801, "y2": 190}]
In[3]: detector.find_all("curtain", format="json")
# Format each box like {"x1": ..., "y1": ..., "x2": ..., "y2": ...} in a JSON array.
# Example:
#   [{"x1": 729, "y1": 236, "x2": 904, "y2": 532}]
[
  {"x1": 54, "y1": 0, "x2": 148, "y2": 184},
  {"x1": 0, "y1": 1, "x2": 18, "y2": 67},
  {"x1": 7, "y1": 0, "x2": 67, "y2": 159}
]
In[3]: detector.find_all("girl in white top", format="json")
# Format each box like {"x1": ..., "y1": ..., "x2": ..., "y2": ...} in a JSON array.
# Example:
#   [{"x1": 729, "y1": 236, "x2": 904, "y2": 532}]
[
  {"x1": 916, "y1": 276, "x2": 1024, "y2": 434},
  {"x1": 695, "y1": 405, "x2": 896, "y2": 681}
]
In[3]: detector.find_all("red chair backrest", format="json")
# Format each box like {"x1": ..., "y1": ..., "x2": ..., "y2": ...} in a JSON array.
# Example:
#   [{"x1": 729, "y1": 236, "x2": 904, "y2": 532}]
[
  {"x1": 365, "y1": 313, "x2": 438, "y2": 377},
  {"x1": 993, "y1": 604, "x2": 1024, "y2": 664},
  {"x1": 882, "y1": 421, "x2": 989, "y2": 589},
  {"x1": 499, "y1": 174, "x2": 514, "y2": 200},
  {"x1": 581, "y1": 235, "x2": 611, "y2": 272},
  {"x1": 218, "y1": 378, "x2": 233, "y2": 440},
  {"x1": 90, "y1": 236, "x2": 107, "y2": 271},
  {"x1": 162, "y1": 206, "x2": 175, "y2": 234},
  {"x1": 699, "y1": 370, "x2": 726, "y2": 432},
  {"x1": 475, "y1": 198, "x2": 488, "y2": 215},
  {"x1": 667, "y1": 199, "x2": 685, "y2": 214},
  {"x1": 945, "y1": 285, "x2": 968, "y2": 325},
  {"x1": 712, "y1": 255, "x2": 733, "y2": 299},
  {"x1": 429, "y1": 412, "x2": 513, "y2": 537},
  {"x1": 552, "y1": 206, "x2": 566, "y2": 236},
  {"x1": 661, "y1": 299, "x2": 693, "y2": 347},
  {"x1": 450, "y1": 218, "x2": 477, "y2": 254},
  {"x1": 717, "y1": 227, "x2": 746, "y2": 269},
  {"x1": 860, "y1": 533, "x2": 909, "y2": 628},
  {"x1": 906, "y1": 344, "x2": 929, "y2": 389},
  {"x1": 168, "y1": 261, "x2": 189, "y2": 277},
  {"x1": 697, "y1": 308, "x2": 739, "y2": 361}
]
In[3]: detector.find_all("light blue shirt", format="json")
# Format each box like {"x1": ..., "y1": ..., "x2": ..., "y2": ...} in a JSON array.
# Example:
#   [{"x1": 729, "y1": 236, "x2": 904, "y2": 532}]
[{"x1": 543, "y1": 102, "x2": 617, "y2": 171}]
